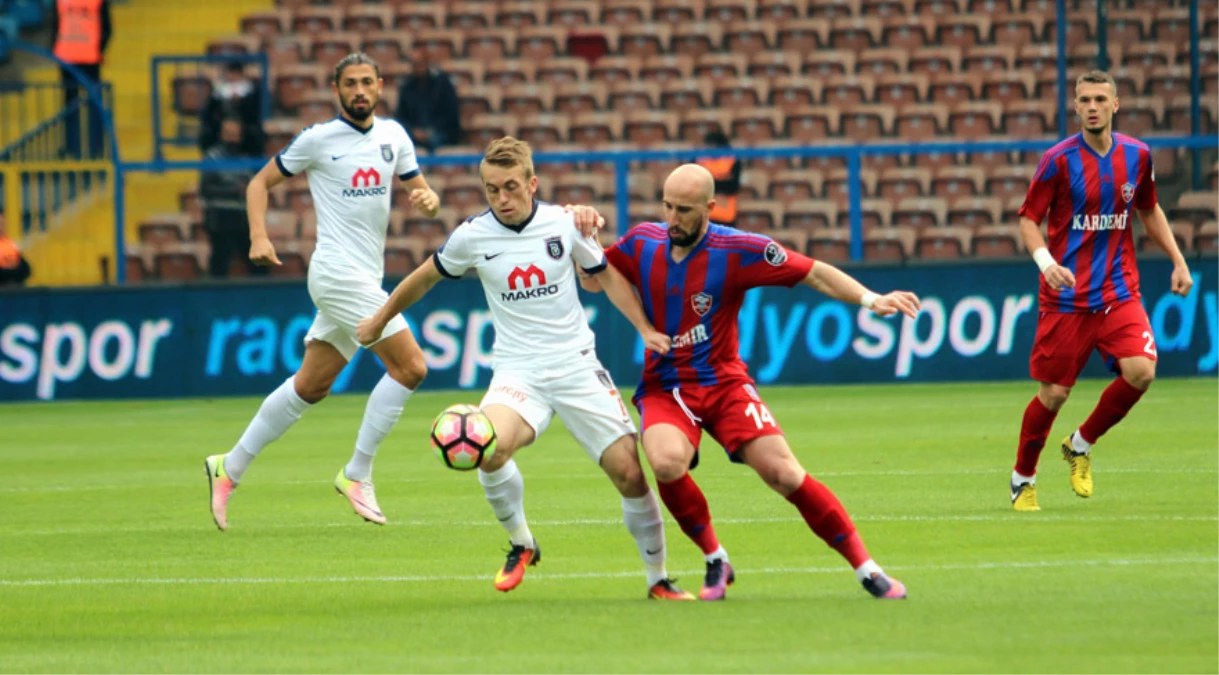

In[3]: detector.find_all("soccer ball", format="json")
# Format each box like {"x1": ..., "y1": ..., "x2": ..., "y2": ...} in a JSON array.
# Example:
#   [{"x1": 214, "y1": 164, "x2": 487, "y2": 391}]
[{"x1": 430, "y1": 404, "x2": 497, "y2": 471}]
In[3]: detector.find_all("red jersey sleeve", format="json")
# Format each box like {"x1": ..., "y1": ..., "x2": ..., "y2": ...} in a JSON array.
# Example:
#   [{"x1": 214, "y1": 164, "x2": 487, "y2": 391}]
[
  {"x1": 1017, "y1": 149, "x2": 1060, "y2": 224},
  {"x1": 604, "y1": 230, "x2": 642, "y2": 286},
  {"x1": 1133, "y1": 149, "x2": 1158, "y2": 211},
  {"x1": 738, "y1": 237, "x2": 815, "y2": 289}
]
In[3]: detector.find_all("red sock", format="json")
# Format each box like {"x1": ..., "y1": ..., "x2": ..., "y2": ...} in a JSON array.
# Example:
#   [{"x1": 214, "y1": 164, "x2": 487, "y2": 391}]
[
  {"x1": 1015, "y1": 396, "x2": 1058, "y2": 477},
  {"x1": 785, "y1": 474, "x2": 870, "y2": 568},
  {"x1": 1078, "y1": 377, "x2": 1146, "y2": 444},
  {"x1": 656, "y1": 473, "x2": 720, "y2": 555}
]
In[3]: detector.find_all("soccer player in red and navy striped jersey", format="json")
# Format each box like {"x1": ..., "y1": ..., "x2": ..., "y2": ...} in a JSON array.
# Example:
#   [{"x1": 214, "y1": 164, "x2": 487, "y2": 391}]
[
  {"x1": 1010, "y1": 70, "x2": 1193, "y2": 512},
  {"x1": 583, "y1": 164, "x2": 921, "y2": 600}
]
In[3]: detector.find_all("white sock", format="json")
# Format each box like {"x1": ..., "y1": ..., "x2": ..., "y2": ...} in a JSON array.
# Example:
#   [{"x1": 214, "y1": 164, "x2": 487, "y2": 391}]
[
  {"x1": 1012, "y1": 470, "x2": 1036, "y2": 485},
  {"x1": 1071, "y1": 430, "x2": 1093, "y2": 455},
  {"x1": 345, "y1": 375, "x2": 413, "y2": 481},
  {"x1": 622, "y1": 491, "x2": 668, "y2": 587},
  {"x1": 479, "y1": 460, "x2": 533, "y2": 547},
  {"x1": 704, "y1": 545, "x2": 729, "y2": 564},
  {"x1": 225, "y1": 376, "x2": 312, "y2": 482},
  {"x1": 854, "y1": 559, "x2": 883, "y2": 583}
]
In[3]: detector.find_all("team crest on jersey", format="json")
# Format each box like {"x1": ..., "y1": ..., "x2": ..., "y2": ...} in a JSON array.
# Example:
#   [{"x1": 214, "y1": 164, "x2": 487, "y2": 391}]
[
  {"x1": 1121, "y1": 182, "x2": 1135, "y2": 203},
  {"x1": 595, "y1": 370, "x2": 613, "y2": 389},
  {"x1": 545, "y1": 236, "x2": 564, "y2": 260},
  {"x1": 764, "y1": 241, "x2": 788, "y2": 266},
  {"x1": 692, "y1": 292, "x2": 713, "y2": 316},
  {"x1": 381, "y1": 144, "x2": 394, "y2": 162}
]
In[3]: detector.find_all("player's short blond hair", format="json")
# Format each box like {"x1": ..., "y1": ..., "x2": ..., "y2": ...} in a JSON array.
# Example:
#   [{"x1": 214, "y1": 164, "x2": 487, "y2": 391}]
[
  {"x1": 482, "y1": 136, "x2": 535, "y2": 179},
  {"x1": 1075, "y1": 70, "x2": 1118, "y2": 95}
]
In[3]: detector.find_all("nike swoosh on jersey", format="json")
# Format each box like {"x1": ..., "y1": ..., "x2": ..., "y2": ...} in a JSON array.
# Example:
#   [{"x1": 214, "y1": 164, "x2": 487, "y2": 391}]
[
  {"x1": 484, "y1": 252, "x2": 503, "y2": 260},
  {"x1": 331, "y1": 154, "x2": 346, "y2": 160}
]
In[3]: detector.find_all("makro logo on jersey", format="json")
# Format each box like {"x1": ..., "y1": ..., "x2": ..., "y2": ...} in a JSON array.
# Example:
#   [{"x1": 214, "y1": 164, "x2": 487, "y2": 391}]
[
  {"x1": 342, "y1": 168, "x2": 387, "y2": 198},
  {"x1": 502, "y1": 264, "x2": 558, "y2": 301},
  {"x1": 0, "y1": 319, "x2": 174, "y2": 400},
  {"x1": 1072, "y1": 213, "x2": 1129, "y2": 231}
]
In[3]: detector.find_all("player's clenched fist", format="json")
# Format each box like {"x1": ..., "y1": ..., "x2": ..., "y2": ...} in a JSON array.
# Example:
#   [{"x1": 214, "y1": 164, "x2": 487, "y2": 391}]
[
  {"x1": 356, "y1": 317, "x2": 384, "y2": 346},
  {"x1": 642, "y1": 329, "x2": 672, "y2": 357},
  {"x1": 249, "y1": 236, "x2": 281, "y2": 266},
  {"x1": 1042, "y1": 264, "x2": 1076, "y2": 292},
  {"x1": 409, "y1": 188, "x2": 440, "y2": 217},
  {"x1": 1170, "y1": 264, "x2": 1193, "y2": 297},
  {"x1": 871, "y1": 291, "x2": 921, "y2": 318}
]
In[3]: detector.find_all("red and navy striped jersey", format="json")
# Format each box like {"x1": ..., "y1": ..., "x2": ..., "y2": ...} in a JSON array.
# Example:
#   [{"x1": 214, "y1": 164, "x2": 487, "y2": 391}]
[
  {"x1": 605, "y1": 222, "x2": 815, "y2": 399},
  {"x1": 1018, "y1": 132, "x2": 1157, "y2": 313}
]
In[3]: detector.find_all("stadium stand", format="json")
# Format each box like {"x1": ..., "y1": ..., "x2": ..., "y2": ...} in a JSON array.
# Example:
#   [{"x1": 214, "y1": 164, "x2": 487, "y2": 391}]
[{"x1": 117, "y1": 0, "x2": 1219, "y2": 282}]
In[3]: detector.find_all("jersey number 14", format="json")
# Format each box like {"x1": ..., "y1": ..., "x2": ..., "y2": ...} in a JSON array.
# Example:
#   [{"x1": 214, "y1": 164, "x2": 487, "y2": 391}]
[{"x1": 744, "y1": 402, "x2": 776, "y2": 429}]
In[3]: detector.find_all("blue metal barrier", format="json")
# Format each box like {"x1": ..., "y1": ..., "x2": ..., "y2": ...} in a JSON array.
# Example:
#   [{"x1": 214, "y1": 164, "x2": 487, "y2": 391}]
[
  {"x1": 119, "y1": 135, "x2": 1219, "y2": 284},
  {"x1": 150, "y1": 53, "x2": 271, "y2": 162}
]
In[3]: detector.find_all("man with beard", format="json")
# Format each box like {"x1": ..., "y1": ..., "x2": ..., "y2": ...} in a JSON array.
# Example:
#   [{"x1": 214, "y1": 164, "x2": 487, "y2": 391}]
[
  {"x1": 580, "y1": 164, "x2": 920, "y2": 601},
  {"x1": 203, "y1": 53, "x2": 442, "y2": 531}
]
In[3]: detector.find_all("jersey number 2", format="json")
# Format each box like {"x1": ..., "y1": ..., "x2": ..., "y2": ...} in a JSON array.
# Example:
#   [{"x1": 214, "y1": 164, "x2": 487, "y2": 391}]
[
  {"x1": 744, "y1": 402, "x2": 776, "y2": 429},
  {"x1": 1142, "y1": 331, "x2": 1157, "y2": 357}
]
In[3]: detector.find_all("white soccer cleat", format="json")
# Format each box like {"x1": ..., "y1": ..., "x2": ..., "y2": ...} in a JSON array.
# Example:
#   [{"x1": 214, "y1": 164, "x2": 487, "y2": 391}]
[{"x1": 334, "y1": 469, "x2": 387, "y2": 525}]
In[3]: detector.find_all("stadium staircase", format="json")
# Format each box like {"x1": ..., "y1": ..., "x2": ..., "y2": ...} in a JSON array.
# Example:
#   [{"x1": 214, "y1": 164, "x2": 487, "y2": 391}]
[{"x1": 20, "y1": 0, "x2": 272, "y2": 286}]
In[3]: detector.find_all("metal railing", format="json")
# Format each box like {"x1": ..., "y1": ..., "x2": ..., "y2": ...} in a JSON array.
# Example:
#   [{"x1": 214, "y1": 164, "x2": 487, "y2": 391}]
[{"x1": 0, "y1": 82, "x2": 114, "y2": 162}]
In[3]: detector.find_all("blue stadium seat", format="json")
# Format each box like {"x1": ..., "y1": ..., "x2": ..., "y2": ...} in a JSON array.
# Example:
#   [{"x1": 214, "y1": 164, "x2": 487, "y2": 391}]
[
  {"x1": 11, "y1": 0, "x2": 45, "y2": 30},
  {"x1": 0, "y1": 17, "x2": 16, "y2": 64}
]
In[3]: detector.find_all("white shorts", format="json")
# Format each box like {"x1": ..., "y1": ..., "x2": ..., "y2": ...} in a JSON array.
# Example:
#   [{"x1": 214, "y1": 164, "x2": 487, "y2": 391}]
[
  {"x1": 305, "y1": 268, "x2": 407, "y2": 361},
  {"x1": 480, "y1": 352, "x2": 637, "y2": 463}
]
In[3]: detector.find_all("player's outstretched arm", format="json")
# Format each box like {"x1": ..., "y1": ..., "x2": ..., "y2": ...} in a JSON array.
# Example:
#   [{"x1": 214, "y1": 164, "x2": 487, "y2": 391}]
[
  {"x1": 402, "y1": 173, "x2": 441, "y2": 218},
  {"x1": 246, "y1": 159, "x2": 287, "y2": 267},
  {"x1": 357, "y1": 256, "x2": 445, "y2": 345},
  {"x1": 802, "y1": 261, "x2": 920, "y2": 318},
  {"x1": 1020, "y1": 216, "x2": 1075, "y2": 292},
  {"x1": 1136, "y1": 204, "x2": 1193, "y2": 296},
  {"x1": 594, "y1": 263, "x2": 671, "y2": 355}
]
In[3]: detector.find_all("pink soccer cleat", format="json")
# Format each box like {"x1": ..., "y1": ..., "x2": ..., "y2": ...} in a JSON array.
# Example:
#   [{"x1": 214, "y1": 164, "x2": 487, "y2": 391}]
[
  {"x1": 204, "y1": 454, "x2": 236, "y2": 532},
  {"x1": 862, "y1": 572, "x2": 907, "y2": 600},
  {"x1": 699, "y1": 559, "x2": 735, "y2": 600},
  {"x1": 334, "y1": 469, "x2": 387, "y2": 525}
]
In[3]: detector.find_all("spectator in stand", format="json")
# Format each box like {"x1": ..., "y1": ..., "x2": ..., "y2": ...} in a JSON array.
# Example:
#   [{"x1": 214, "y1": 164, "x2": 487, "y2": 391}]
[
  {"x1": 201, "y1": 118, "x2": 264, "y2": 279},
  {"x1": 51, "y1": 0, "x2": 112, "y2": 160},
  {"x1": 199, "y1": 61, "x2": 266, "y2": 158},
  {"x1": 695, "y1": 130, "x2": 741, "y2": 227},
  {"x1": 0, "y1": 213, "x2": 32, "y2": 287},
  {"x1": 394, "y1": 45, "x2": 462, "y2": 153}
]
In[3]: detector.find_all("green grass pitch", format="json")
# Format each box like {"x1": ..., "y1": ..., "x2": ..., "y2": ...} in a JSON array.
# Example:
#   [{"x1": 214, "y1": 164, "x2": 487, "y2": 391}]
[{"x1": 1, "y1": 379, "x2": 1215, "y2": 673}]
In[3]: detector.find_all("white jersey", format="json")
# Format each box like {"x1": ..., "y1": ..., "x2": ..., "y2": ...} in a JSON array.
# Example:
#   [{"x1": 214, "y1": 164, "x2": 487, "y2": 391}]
[
  {"x1": 434, "y1": 202, "x2": 607, "y2": 369},
  {"x1": 276, "y1": 116, "x2": 420, "y2": 280}
]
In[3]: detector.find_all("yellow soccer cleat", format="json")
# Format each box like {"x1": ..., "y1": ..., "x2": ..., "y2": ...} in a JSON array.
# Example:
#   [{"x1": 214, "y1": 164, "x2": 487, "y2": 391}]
[
  {"x1": 1061, "y1": 435, "x2": 1093, "y2": 498},
  {"x1": 1011, "y1": 481, "x2": 1040, "y2": 512}
]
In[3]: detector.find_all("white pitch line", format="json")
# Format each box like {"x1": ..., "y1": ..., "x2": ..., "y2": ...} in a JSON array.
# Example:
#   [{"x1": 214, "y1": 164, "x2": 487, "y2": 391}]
[
  {"x1": 1, "y1": 466, "x2": 1213, "y2": 495},
  {"x1": 4, "y1": 514, "x2": 1215, "y2": 538},
  {"x1": 0, "y1": 556, "x2": 1213, "y2": 588}
]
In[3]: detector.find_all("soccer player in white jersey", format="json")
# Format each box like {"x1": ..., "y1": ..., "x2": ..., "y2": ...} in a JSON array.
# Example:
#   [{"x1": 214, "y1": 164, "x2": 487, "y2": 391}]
[
  {"x1": 203, "y1": 53, "x2": 441, "y2": 531},
  {"x1": 356, "y1": 137, "x2": 695, "y2": 600}
]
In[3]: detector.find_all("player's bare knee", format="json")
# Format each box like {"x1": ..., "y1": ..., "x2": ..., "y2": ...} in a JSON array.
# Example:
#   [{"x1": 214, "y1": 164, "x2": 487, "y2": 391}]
[
  {"x1": 1123, "y1": 362, "x2": 1155, "y2": 390},
  {"x1": 1039, "y1": 384, "x2": 1071, "y2": 411},
  {"x1": 647, "y1": 451, "x2": 689, "y2": 483},
  {"x1": 481, "y1": 447, "x2": 511, "y2": 473},
  {"x1": 293, "y1": 378, "x2": 331, "y2": 404},
  {"x1": 389, "y1": 353, "x2": 427, "y2": 389},
  {"x1": 610, "y1": 463, "x2": 648, "y2": 497}
]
